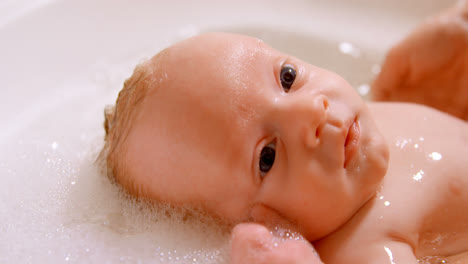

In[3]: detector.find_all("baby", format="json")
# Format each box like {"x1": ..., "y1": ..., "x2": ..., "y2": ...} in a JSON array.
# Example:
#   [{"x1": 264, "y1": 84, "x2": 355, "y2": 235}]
[{"x1": 101, "y1": 32, "x2": 468, "y2": 263}]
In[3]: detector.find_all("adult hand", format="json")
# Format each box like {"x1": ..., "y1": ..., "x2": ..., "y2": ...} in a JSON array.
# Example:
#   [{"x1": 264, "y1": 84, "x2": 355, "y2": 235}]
[
  {"x1": 372, "y1": 1, "x2": 468, "y2": 121},
  {"x1": 230, "y1": 223, "x2": 323, "y2": 264}
]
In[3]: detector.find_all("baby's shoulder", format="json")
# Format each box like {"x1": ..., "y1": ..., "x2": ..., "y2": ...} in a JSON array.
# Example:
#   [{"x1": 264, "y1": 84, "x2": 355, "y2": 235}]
[
  {"x1": 368, "y1": 102, "x2": 467, "y2": 171},
  {"x1": 372, "y1": 102, "x2": 468, "y2": 246},
  {"x1": 368, "y1": 102, "x2": 467, "y2": 134},
  {"x1": 368, "y1": 102, "x2": 467, "y2": 169}
]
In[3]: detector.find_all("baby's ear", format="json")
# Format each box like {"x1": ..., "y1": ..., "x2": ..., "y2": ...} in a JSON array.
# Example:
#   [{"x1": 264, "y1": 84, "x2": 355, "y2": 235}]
[{"x1": 104, "y1": 105, "x2": 115, "y2": 136}]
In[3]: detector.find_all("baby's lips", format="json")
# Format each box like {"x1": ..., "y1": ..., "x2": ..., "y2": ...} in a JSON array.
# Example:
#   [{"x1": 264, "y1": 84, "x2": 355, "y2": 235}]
[{"x1": 344, "y1": 119, "x2": 360, "y2": 168}]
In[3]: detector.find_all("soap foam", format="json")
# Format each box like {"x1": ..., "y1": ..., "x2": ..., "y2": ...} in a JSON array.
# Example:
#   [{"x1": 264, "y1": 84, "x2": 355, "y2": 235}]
[
  {"x1": 0, "y1": 124, "x2": 230, "y2": 264},
  {"x1": 1, "y1": 143, "x2": 230, "y2": 263},
  {"x1": 0, "y1": 51, "x2": 230, "y2": 263}
]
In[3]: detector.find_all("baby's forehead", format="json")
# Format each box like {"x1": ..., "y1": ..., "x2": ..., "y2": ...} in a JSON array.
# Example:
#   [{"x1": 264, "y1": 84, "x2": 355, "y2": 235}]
[
  {"x1": 184, "y1": 33, "x2": 268, "y2": 52},
  {"x1": 135, "y1": 33, "x2": 280, "y2": 139},
  {"x1": 148, "y1": 33, "x2": 281, "y2": 101},
  {"x1": 165, "y1": 33, "x2": 277, "y2": 69},
  {"x1": 138, "y1": 33, "x2": 294, "y2": 134}
]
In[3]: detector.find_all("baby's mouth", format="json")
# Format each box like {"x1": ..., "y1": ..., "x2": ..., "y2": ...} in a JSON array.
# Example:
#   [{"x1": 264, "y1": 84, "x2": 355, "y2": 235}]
[{"x1": 344, "y1": 118, "x2": 360, "y2": 167}]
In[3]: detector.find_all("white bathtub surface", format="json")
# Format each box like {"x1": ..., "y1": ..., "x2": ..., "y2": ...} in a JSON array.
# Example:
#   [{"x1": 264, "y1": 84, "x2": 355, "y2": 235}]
[{"x1": 0, "y1": 0, "x2": 456, "y2": 263}]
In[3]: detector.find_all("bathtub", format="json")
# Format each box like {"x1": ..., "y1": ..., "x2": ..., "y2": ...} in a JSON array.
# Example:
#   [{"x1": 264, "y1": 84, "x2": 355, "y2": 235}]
[{"x1": 0, "y1": 0, "x2": 456, "y2": 263}]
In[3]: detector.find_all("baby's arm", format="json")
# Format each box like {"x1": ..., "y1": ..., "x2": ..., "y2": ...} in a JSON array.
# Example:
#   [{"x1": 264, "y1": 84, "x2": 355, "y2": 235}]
[
  {"x1": 372, "y1": 0, "x2": 468, "y2": 121},
  {"x1": 230, "y1": 223, "x2": 323, "y2": 264}
]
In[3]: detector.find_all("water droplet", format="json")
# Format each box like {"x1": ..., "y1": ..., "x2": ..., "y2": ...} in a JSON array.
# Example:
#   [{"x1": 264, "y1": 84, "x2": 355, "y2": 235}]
[
  {"x1": 395, "y1": 138, "x2": 410, "y2": 149},
  {"x1": 384, "y1": 201, "x2": 390, "y2": 207},
  {"x1": 413, "y1": 170, "x2": 424, "y2": 182},
  {"x1": 419, "y1": 255, "x2": 449, "y2": 264},
  {"x1": 338, "y1": 42, "x2": 361, "y2": 57},
  {"x1": 428, "y1": 152, "x2": 442, "y2": 161},
  {"x1": 358, "y1": 84, "x2": 370, "y2": 96},
  {"x1": 384, "y1": 247, "x2": 395, "y2": 264}
]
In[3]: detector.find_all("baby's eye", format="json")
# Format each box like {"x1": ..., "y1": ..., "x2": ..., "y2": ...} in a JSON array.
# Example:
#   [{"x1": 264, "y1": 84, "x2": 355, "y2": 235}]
[
  {"x1": 259, "y1": 143, "x2": 276, "y2": 178},
  {"x1": 280, "y1": 64, "x2": 296, "y2": 92}
]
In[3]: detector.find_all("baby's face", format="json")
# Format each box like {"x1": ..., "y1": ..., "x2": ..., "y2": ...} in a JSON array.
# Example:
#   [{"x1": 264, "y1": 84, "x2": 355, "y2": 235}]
[{"x1": 124, "y1": 33, "x2": 389, "y2": 240}]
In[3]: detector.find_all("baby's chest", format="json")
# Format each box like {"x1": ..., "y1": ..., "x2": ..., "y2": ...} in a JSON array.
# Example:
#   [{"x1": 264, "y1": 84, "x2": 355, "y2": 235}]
[
  {"x1": 367, "y1": 160, "x2": 468, "y2": 258},
  {"x1": 317, "y1": 185, "x2": 468, "y2": 264}
]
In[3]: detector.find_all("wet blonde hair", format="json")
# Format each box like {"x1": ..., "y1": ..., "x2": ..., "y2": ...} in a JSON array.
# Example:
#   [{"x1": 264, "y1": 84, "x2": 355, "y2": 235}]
[{"x1": 99, "y1": 50, "x2": 168, "y2": 195}]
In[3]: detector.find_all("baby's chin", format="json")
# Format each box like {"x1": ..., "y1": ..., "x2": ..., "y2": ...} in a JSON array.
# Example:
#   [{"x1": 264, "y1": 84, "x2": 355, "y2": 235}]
[{"x1": 351, "y1": 108, "x2": 389, "y2": 203}]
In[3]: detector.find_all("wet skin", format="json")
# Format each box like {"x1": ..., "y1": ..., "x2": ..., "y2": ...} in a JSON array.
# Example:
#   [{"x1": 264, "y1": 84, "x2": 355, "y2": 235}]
[
  {"x1": 119, "y1": 33, "x2": 468, "y2": 263},
  {"x1": 123, "y1": 33, "x2": 389, "y2": 241}
]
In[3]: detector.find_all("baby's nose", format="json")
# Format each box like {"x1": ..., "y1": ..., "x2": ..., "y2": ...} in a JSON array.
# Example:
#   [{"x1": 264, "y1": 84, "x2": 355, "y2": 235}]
[{"x1": 278, "y1": 95, "x2": 329, "y2": 149}]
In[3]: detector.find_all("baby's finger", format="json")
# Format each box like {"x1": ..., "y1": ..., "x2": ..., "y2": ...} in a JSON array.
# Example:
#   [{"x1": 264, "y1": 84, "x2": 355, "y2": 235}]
[
  {"x1": 231, "y1": 223, "x2": 323, "y2": 264},
  {"x1": 267, "y1": 240, "x2": 324, "y2": 264},
  {"x1": 231, "y1": 223, "x2": 274, "y2": 264}
]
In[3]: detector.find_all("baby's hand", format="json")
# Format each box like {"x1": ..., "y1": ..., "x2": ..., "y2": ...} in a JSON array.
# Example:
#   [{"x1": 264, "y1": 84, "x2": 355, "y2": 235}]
[
  {"x1": 372, "y1": 1, "x2": 468, "y2": 121},
  {"x1": 230, "y1": 223, "x2": 323, "y2": 264}
]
